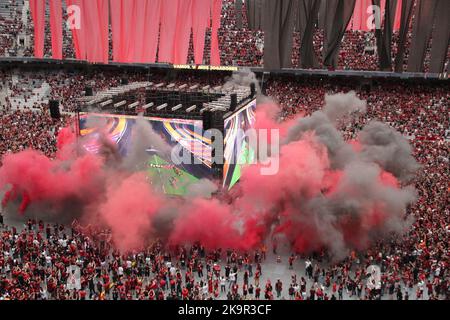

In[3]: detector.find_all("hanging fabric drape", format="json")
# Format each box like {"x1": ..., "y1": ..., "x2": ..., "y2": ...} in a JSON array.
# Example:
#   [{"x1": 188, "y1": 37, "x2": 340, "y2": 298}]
[
  {"x1": 130, "y1": 0, "x2": 162, "y2": 64},
  {"x1": 380, "y1": 0, "x2": 397, "y2": 70},
  {"x1": 210, "y1": 0, "x2": 223, "y2": 66},
  {"x1": 82, "y1": 0, "x2": 109, "y2": 63},
  {"x1": 429, "y1": 0, "x2": 450, "y2": 73},
  {"x1": 173, "y1": 0, "x2": 194, "y2": 64},
  {"x1": 279, "y1": 0, "x2": 297, "y2": 68},
  {"x1": 351, "y1": 0, "x2": 371, "y2": 31},
  {"x1": 322, "y1": 0, "x2": 339, "y2": 63},
  {"x1": 372, "y1": 0, "x2": 397, "y2": 70},
  {"x1": 192, "y1": 0, "x2": 211, "y2": 65},
  {"x1": 49, "y1": 0, "x2": 63, "y2": 59},
  {"x1": 263, "y1": 0, "x2": 297, "y2": 69},
  {"x1": 109, "y1": 0, "x2": 119, "y2": 61},
  {"x1": 132, "y1": 0, "x2": 147, "y2": 63},
  {"x1": 110, "y1": 0, "x2": 139, "y2": 63},
  {"x1": 393, "y1": 0, "x2": 402, "y2": 31},
  {"x1": 263, "y1": 0, "x2": 282, "y2": 69},
  {"x1": 246, "y1": 0, "x2": 264, "y2": 30},
  {"x1": 142, "y1": 0, "x2": 162, "y2": 63},
  {"x1": 393, "y1": 0, "x2": 414, "y2": 72},
  {"x1": 298, "y1": 0, "x2": 321, "y2": 69},
  {"x1": 407, "y1": 0, "x2": 439, "y2": 72},
  {"x1": 29, "y1": 0, "x2": 45, "y2": 58},
  {"x1": 109, "y1": 0, "x2": 215, "y2": 64},
  {"x1": 159, "y1": 0, "x2": 180, "y2": 63},
  {"x1": 349, "y1": 0, "x2": 388, "y2": 31},
  {"x1": 246, "y1": 0, "x2": 255, "y2": 29},
  {"x1": 123, "y1": 1, "x2": 136, "y2": 62},
  {"x1": 323, "y1": 0, "x2": 356, "y2": 68},
  {"x1": 83, "y1": 0, "x2": 101, "y2": 62},
  {"x1": 97, "y1": 0, "x2": 109, "y2": 63},
  {"x1": 318, "y1": 0, "x2": 327, "y2": 30},
  {"x1": 109, "y1": 0, "x2": 123, "y2": 62},
  {"x1": 27, "y1": 0, "x2": 445, "y2": 71},
  {"x1": 296, "y1": 0, "x2": 308, "y2": 36},
  {"x1": 235, "y1": 0, "x2": 243, "y2": 29},
  {"x1": 111, "y1": 0, "x2": 163, "y2": 63},
  {"x1": 28, "y1": 0, "x2": 227, "y2": 65},
  {"x1": 66, "y1": 0, "x2": 87, "y2": 60}
]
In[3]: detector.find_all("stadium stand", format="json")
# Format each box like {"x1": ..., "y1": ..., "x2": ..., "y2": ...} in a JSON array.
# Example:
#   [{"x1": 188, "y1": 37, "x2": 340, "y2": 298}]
[{"x1": 0, "y1": 0, "x2": 447, "y2": 301}]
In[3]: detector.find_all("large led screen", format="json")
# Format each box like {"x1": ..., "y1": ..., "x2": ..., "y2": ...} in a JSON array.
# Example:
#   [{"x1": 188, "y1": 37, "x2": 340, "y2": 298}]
[
  {"x1": 223, "y1": 99, "x2": 257, "y2": 189},
  {"x1": 79, "y1": 113, "x2": 212, "y2": 195}
]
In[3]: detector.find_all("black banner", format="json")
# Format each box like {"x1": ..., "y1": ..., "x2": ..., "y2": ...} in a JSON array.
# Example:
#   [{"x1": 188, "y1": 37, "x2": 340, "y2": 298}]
[{"x1": 0, "y1": 300, "x2": 445, "y2": 319}]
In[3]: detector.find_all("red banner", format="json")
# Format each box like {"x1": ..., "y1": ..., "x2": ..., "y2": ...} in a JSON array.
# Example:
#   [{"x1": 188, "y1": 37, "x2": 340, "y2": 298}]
[
  {"x1": 173, "y1": 0, "x2": 194, "y2": 64},
  {"x1": 159, "y1": 0, "x2": 180, "y2": 63},
  {"x1": 29, "y1": 0, "x2": 45, "y2": 58},
  {"x1": 210, "y1": 0, "x2": 223, "y2": 66},
  {"x1": 49, "y1": 0, "x2": 63, "y2": 59},
  {"x1": 192, "y1": 0, "x2": 211, "y2": 65}
]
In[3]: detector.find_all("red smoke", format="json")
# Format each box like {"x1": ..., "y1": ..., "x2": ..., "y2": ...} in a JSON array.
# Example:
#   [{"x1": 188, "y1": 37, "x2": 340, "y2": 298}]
[
  {"x1": 97, "y1": 173, "x2": 163, "y2": 251},
  {"x1": 237, "y1": 136, "x2": 329, "y2": 209},
  {"x1": 2, "y1": 187, "x2": 18, "y2": 208},
  {"x1": 0, "y1": 98, "x2": 414, "y2": 256},
  {"x1": 0, "y1": 150, "x2": 105, "y2": 213},
  {"x1": 225, "y1": 100, "x2": 412, "y2": 256},
  {"x1": 254, "y1": 102, "x2": 297, "y2": 143},
  {"x1": 169, "y1": 198, "x2": 261, "y2": 250},
  {"x1": 348, "y1": 139, "x2": 362, "y2": 152},
  {"x1": 56, "y1": 125, "x2": 76, "y2": 152},
  {"x1": 56, "y1": 123, "x2": 77, "y2": 160}
]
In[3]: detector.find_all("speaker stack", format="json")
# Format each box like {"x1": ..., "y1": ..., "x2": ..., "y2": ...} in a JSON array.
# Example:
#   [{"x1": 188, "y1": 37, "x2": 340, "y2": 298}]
[
  {"x1": 230, "y1": 93, "x2": 238, "y2": 112},
  {"x1": 85, "y1": 86, "x2": 93, "y2": 96},
  {"x1": 203, "y1": 111, "x2": 225, "y2": 180},
  {"x1": 250, "y1": 83, "x2": 256, "y2": 98},
  {"x1": 49, "y1": 100, "x2": 61, "y2": 119}
]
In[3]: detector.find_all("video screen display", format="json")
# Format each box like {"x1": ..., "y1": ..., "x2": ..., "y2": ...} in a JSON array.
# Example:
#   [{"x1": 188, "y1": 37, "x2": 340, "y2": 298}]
[
  {"x1": 223, "y1": 99, "x2": 257, "y2": 189},
  {"x1": 79, "y1": 113, "x2": 212, "y2": 195},
  {"x1": 79, "y1": 99, "x2": 256, "y2": 194}
]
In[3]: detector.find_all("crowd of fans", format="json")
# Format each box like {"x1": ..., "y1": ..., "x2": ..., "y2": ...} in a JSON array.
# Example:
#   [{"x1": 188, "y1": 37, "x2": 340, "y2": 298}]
[
  {"x1": 0, "y1": 66, "x2": 448, "y2": 300},
  {"x1": 0, "y1": 1, "x2": 447, "y2": 302},
  {"x1": 0, "y1": 0, "x2": 26, "y2": 57},
  {"x1": 267, "y1": 76, "x2": 449, "y2": 300},
  {"x1": 0, "y1": 108, "x2": 65, "y2": 159},
  {"x1": 0, "y1": 68, "x2": 150, "y2": 112}
]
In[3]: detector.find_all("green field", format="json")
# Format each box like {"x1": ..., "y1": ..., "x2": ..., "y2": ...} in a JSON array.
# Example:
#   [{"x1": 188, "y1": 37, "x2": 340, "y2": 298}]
[
  {"x1": 228, "y1": 141, "x2": 255, "y2": 190},
  {"x1": 147, "y1": 155, "x2": 200, "y2": 196}
]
